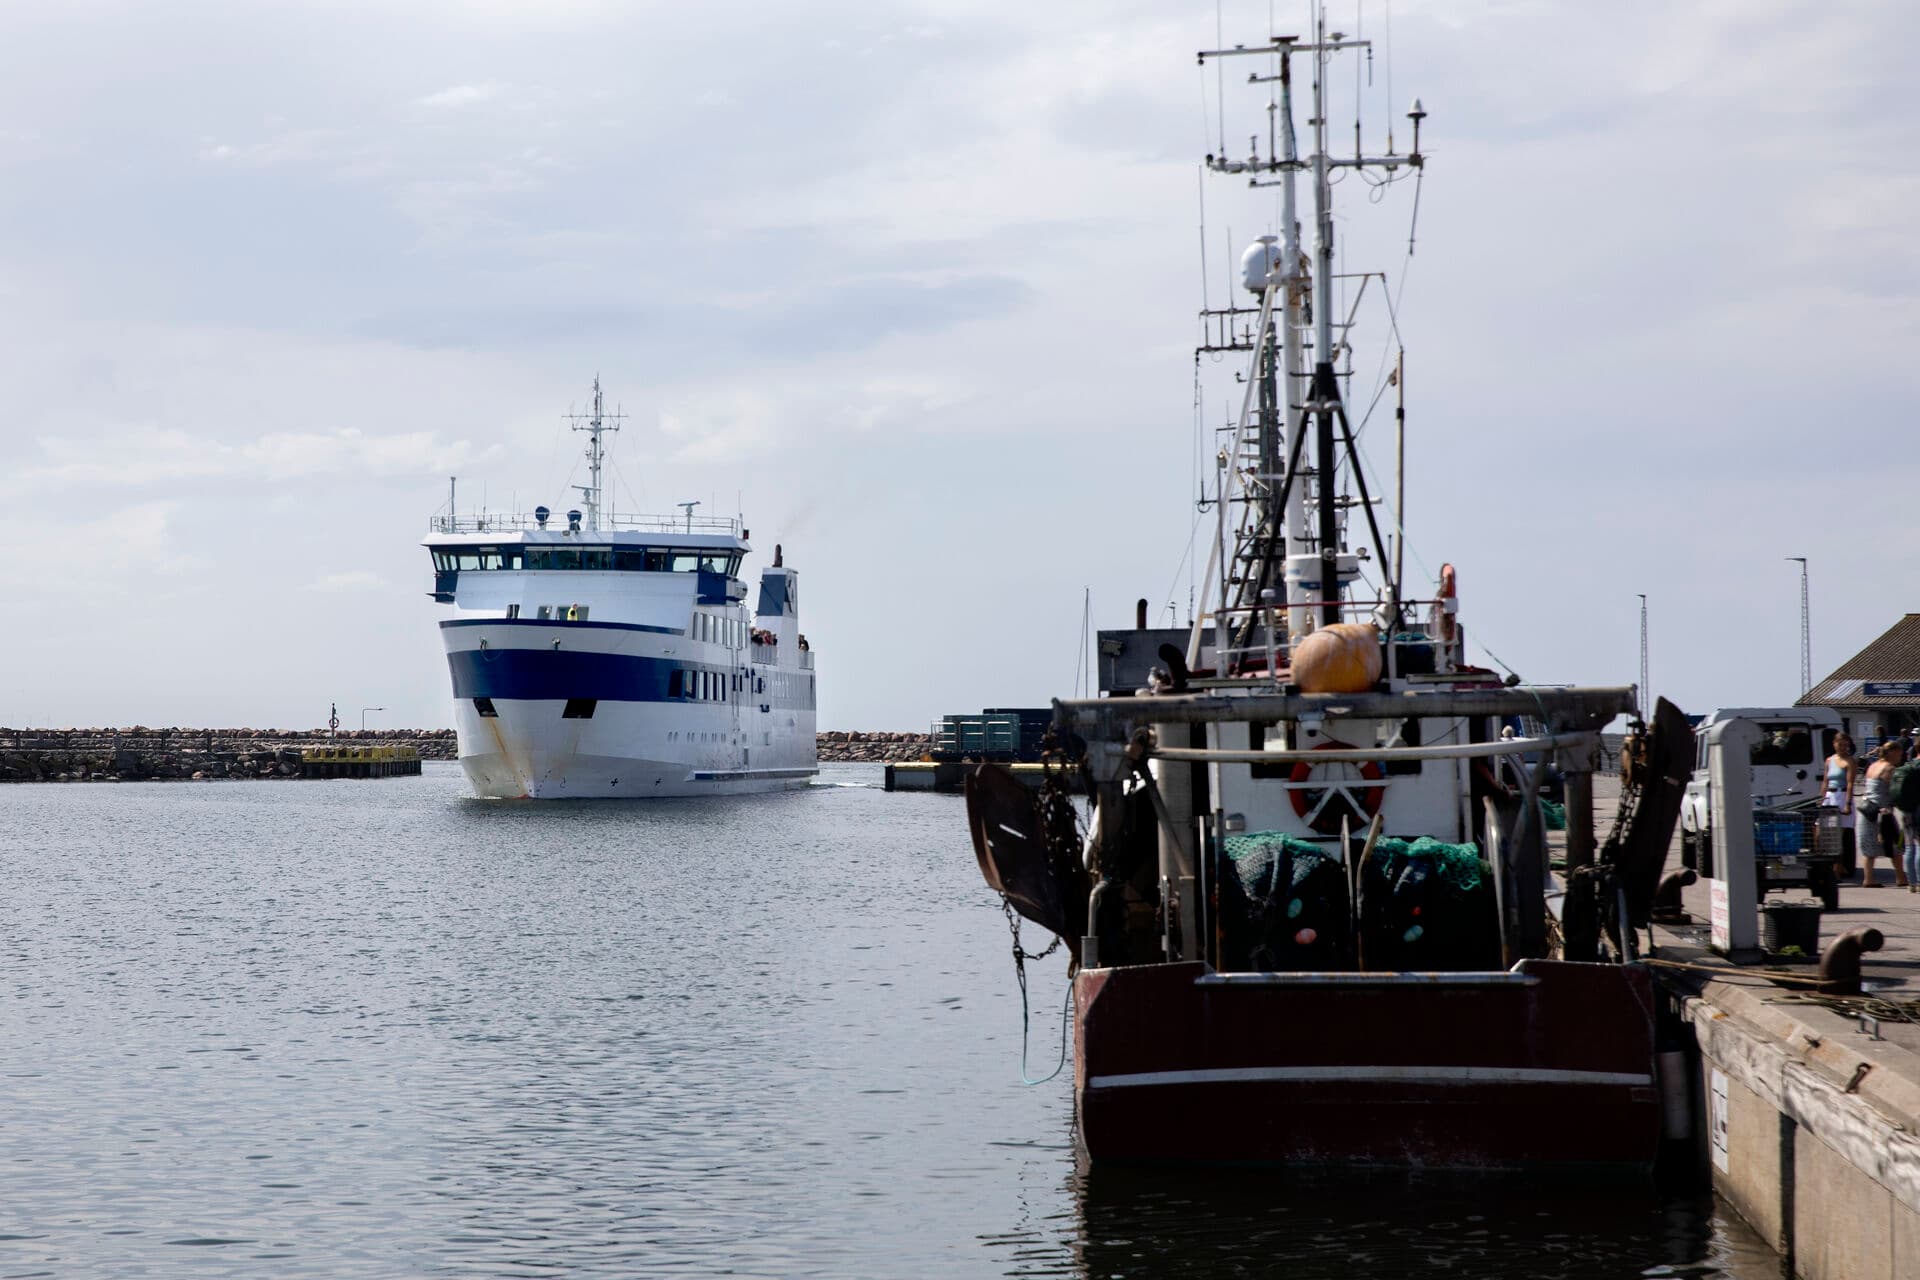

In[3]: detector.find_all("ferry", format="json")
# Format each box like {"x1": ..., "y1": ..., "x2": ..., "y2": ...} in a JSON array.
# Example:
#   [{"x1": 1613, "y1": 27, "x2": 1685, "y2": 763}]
[
  {"x1": 423, "y1": 380, "x2": 817, "y2": 798},
  {"x1": 965, "y1": 12, "x2": 1692, "y2": 1169}
]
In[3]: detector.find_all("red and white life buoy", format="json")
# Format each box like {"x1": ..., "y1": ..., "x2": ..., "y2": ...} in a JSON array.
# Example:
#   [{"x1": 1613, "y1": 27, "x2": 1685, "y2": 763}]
[{"x1": 1289, "y1": 740, "x2": 1386, "y2": 835}]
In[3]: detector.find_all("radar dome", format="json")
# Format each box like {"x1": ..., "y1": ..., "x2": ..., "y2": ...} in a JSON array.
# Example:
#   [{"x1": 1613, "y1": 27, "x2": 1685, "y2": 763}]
[{"x1": 1240, "y1": 235, "x2": 1283, "y2": 294}]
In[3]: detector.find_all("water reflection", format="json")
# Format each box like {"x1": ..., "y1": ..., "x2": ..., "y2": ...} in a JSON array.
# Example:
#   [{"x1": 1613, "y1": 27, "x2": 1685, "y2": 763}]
[{"x1": 1040, "y1": 1167, "x2": 1788, "y2": 1280}]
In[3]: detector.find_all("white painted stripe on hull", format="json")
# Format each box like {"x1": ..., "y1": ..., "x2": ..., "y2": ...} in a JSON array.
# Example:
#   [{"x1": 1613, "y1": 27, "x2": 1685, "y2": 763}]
[{"x1": 1086, "y1": 1065, "x2": 1655, "y2": 1090}]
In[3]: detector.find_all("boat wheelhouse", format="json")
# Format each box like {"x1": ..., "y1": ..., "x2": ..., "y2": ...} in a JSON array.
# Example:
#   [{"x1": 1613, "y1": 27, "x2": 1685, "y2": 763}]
[{"x1": 424, "y1": 380, "x2": 817, "y2": 799}]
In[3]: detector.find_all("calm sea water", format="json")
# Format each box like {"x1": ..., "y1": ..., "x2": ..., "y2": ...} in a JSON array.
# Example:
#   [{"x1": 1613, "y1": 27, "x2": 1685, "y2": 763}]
[{"x1": 0, "y1": 763, "x2": 1786, "y2": 1278}]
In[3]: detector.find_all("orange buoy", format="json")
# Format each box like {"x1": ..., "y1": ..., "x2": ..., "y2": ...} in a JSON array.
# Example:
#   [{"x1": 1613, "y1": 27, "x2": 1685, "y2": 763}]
[{"x1": 1291, "y1": 622, "x2": 1383, "y2": 693}]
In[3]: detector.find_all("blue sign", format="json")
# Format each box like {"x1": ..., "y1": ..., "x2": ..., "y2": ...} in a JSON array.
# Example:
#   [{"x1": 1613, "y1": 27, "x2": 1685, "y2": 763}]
[{"x1": 1864, "y1": 681, "x2": 1920, "y2": 698}]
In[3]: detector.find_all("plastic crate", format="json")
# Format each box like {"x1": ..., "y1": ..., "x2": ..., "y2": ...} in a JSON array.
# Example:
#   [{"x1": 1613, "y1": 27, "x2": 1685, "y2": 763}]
[{"x1": 1754, "y1": 810, "x2": 1815, "y2": 856}]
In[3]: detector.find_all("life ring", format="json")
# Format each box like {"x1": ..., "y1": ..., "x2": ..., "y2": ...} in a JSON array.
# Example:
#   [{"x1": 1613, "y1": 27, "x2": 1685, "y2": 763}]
[{"x1": 1289, "y1": 740, "x2": 1386, "y2": 835}]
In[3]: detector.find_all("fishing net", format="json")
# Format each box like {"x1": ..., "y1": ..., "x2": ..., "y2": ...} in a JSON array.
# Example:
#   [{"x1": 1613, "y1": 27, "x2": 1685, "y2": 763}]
[
  {"x1": 1218, "y1": 833, "x2": 1351, "y2": 972},
  {"x1": 1361, "y1": 836, "x2": 1501, "y2": 971},
  {"x1": 1539, "y1": 798, "x2": 1568, "y2": 831}
]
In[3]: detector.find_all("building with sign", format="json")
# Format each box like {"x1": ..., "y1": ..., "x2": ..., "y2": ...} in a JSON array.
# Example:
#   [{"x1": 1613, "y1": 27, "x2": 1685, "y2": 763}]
[{"x1": 1797, "y1": 613, "x2": 1920, "y2": 750}]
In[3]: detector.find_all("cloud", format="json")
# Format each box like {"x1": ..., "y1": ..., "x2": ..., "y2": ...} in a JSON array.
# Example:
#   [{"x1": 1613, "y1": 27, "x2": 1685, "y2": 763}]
[
  {"x1": 418, "y1": 83, "x2": 505, "y2": 110},
  {"x1": 0, "y1": 502, "x2": 203, "y2": 594},
  {"x1": 7, "y1": 425, "x2": 500, "y2": 492},
  {"x1": 308, "y1": 570, "x2": 388, "y2": 592},
  {"x1": 655, "y1": 374, "x2": 968, "y2": 464}
]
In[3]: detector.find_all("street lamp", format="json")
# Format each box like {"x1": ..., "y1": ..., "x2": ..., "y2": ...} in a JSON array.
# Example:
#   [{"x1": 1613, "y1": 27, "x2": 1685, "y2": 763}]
[
  {"x1": 1786, "y1": 557, "x2": 1811, "y2": 698},
  {"x1": 1637, "y1": 594, "x2": 1648, "y2": 720},
  {"x1": 361, "y1": 707, "x2": 385, "y2": 732}
]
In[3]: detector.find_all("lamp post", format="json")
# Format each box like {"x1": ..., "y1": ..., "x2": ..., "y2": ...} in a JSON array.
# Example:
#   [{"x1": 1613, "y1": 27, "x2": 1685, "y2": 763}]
[
  {"x1": 1637, "y1": 594, "x2": 1649, "y2": 720},
  {"x1": 1786, "y1": 557, "x2": 1811, "y2": 698},
  {"x1": 361, "y1": 707, "x2": 385, "y2": 732}
]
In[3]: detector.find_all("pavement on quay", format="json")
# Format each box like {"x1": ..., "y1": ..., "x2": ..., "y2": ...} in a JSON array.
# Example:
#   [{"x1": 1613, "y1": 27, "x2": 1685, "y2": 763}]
[{"x1": 1576, "y1": 773, "x2": 1920, "y2": 1059}]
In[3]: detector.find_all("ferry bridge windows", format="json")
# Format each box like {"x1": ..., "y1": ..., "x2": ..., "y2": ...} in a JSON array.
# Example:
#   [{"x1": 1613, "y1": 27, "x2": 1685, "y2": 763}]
[
  {"x1": 562, "y1": 698, "x2": 597, "y2": 719},
  {"x1": 433, "y1": 545, "x2": 744, "y2": 576},
  {"x1": 669, "y1": 671, "x2": 684, "y2": 699}
]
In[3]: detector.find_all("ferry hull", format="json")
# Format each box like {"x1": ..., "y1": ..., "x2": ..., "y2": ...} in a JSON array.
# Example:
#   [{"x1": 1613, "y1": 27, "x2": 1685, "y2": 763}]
[
  {"x1": 453, "y1": 696, "x2": 814, "y2": 799},
  {"x1": 1075, "y1": 959, "x2": 1661, "y2": 1169}
]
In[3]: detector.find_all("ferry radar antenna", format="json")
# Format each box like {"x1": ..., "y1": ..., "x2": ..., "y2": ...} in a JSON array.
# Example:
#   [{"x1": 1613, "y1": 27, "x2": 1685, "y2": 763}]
[
  {"x1": 564, "y1": 375, "x2": 626, "y2": 531},
  {"x1": 677, "y1": 500, "x2": 700, "y2": 532}
]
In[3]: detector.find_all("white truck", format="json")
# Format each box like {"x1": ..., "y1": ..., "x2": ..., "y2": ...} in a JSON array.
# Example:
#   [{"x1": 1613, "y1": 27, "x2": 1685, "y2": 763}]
[{"x1": 1679, "y1": 707, "x2": 1843, "y2": 910}]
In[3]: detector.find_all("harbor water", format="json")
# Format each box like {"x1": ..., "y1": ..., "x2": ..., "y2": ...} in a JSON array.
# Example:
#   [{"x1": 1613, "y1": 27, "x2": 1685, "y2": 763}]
[{"x1": 1, "y1": 764, "x2": 1787, "y2": 1278}]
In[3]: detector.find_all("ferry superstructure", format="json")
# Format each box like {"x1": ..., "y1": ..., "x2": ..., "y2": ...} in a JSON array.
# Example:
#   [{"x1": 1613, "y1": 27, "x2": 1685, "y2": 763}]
[{"x1": 423, "y1": 380, "x2": 817, "y2": 798}]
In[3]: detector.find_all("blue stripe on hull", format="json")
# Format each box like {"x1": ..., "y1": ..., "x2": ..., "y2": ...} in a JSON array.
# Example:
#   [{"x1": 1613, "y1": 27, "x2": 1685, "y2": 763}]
[{"x1": 448, "y1": 649, "x2": 682, "y2": 702}]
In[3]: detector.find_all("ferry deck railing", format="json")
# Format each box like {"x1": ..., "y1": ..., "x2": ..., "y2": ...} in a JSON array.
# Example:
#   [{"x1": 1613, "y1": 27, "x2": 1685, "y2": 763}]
[{"x1": 429, "y1": 512, "x2": 744, "y2": 537}]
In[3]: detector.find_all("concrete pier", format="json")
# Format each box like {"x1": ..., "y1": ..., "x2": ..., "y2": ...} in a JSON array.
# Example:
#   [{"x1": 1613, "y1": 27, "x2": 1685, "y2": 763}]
[
  {"x1": 884, "y1": 761, "x2": 1052, "y2": 793},
  {"x1": 1580, "y1": 769, "x2": 1920, "y2": 1280}
]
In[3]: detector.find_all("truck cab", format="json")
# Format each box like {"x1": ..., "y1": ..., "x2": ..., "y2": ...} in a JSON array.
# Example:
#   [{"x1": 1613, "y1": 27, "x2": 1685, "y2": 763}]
[{"x1": 1680, "y1": 707, "x2": 1843, "y2": 909}]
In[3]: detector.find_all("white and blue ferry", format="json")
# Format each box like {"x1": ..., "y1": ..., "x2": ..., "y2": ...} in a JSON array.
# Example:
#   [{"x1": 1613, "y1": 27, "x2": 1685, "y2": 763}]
[{"x1": 424, "y1": 380, "x2": 817, "y2": 798}]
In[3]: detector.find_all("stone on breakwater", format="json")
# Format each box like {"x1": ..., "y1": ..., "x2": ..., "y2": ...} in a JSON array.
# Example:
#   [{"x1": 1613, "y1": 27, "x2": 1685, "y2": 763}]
[{"x1": 815, "y1": 732, "x2": 932, "y2": 763}]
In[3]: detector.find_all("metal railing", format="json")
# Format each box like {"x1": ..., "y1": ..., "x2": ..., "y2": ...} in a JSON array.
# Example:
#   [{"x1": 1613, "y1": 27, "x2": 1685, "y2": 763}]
[{"x1": 429, "y1": 512, "x2": 743, "y2": 536}]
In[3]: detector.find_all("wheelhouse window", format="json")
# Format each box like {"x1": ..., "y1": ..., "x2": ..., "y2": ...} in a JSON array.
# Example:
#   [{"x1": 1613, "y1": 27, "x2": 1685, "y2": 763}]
[
  {"x1": 613, "y1": 548, "x2": 645, "y2": 572},
  {"x1": 431, "y1": 547, "x2": 522, "y2": 571},
  {"x1": 580, "y1": 549, "x2": 611, "y2": 571}
]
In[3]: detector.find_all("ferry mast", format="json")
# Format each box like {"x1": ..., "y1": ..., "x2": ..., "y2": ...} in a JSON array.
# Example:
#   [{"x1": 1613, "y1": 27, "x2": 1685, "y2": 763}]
[
  {"x1": 1199, "y1": 8, "x2": 1424, "y2": 659},
  {"x1": 566, "y1": 376, "x2": 626, "y2": 531}
]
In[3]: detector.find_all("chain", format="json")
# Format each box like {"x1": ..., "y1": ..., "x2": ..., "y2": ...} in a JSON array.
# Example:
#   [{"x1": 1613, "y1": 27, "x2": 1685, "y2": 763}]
[{"x1": 1001, "y1": 897, "x2": 1068, "y2": 1085}]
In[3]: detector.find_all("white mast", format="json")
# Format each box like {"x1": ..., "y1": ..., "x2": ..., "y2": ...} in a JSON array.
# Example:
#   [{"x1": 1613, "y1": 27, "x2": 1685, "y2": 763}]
[{"x1": 567, "y1": 376, "x2": 625, "y2": 531}]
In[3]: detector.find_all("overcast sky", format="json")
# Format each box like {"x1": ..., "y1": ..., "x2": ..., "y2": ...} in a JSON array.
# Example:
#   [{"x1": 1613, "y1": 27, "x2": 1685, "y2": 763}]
[{"x1": 0, "y1": 0, "x2": 1913, "y2": 731}]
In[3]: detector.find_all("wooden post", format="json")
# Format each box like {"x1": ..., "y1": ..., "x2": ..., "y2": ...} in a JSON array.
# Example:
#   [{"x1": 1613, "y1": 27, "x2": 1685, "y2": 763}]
[{"x1": 1565, "y1": 770, "x2": 1596, "y2": 869}]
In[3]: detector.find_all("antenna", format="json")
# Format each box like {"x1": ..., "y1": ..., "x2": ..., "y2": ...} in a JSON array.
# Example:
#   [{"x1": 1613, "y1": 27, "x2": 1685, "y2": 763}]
[
  {"x1": 677, "y1": 500, "x2": 700, "y2": 532},
  {"x1": 564, "y1": 375, "x2": 626, "y2": 531}
]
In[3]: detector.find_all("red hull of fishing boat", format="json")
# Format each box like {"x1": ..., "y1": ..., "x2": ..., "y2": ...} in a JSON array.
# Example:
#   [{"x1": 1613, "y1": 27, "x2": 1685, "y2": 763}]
[{"x1": 1075, "y1": 959, "x2": 1661, "y2": 1168}]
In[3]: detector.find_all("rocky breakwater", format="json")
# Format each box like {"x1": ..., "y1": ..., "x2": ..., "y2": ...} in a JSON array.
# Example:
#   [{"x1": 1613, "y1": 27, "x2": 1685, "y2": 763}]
[
  {"x1": 816, "y1": 731, "x2": 931, "y2": 763},
  {"x1": 0, "y1": 727, "x2": 459, "y2": 782}
]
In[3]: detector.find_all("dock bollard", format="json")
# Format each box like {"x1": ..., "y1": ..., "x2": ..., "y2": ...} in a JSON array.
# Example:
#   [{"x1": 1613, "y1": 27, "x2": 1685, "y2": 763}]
[{"x1": 1819, "y1": 927, "x2": 1884, "y2": 995}]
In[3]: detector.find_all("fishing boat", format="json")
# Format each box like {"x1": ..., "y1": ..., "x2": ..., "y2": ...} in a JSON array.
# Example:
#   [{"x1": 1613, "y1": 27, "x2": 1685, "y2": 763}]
[
  {"x1": 423, "y1": 379, "x2": 817, "y2": 799},
  {"x1": 966, "y1": 12, "x2": 1691, "y2": 1168}
]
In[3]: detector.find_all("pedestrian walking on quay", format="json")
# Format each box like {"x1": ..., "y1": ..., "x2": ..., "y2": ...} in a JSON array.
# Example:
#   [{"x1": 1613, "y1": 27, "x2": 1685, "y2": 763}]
[
  {"x1": 1894, "y1": 745, "x2": 1920, "y2": 893},
  {"x1": 1825, "y1": 731, "x2": 1861, "y2": 877},
  {"x1": 1860, "y1": 740, "x2": 1911, "y2": 887}
]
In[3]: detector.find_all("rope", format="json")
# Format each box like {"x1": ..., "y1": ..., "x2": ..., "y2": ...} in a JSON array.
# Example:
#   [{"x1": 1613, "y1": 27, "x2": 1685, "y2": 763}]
[{"x1": 1002, "y1": 898, "x2": 1070, "y2": 1085}]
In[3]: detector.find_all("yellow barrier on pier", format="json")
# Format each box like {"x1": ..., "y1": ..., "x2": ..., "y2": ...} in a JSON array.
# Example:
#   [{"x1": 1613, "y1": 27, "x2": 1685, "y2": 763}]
[{"x1": 298, "y1": 744, "x2": 423, "y2": 779}]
